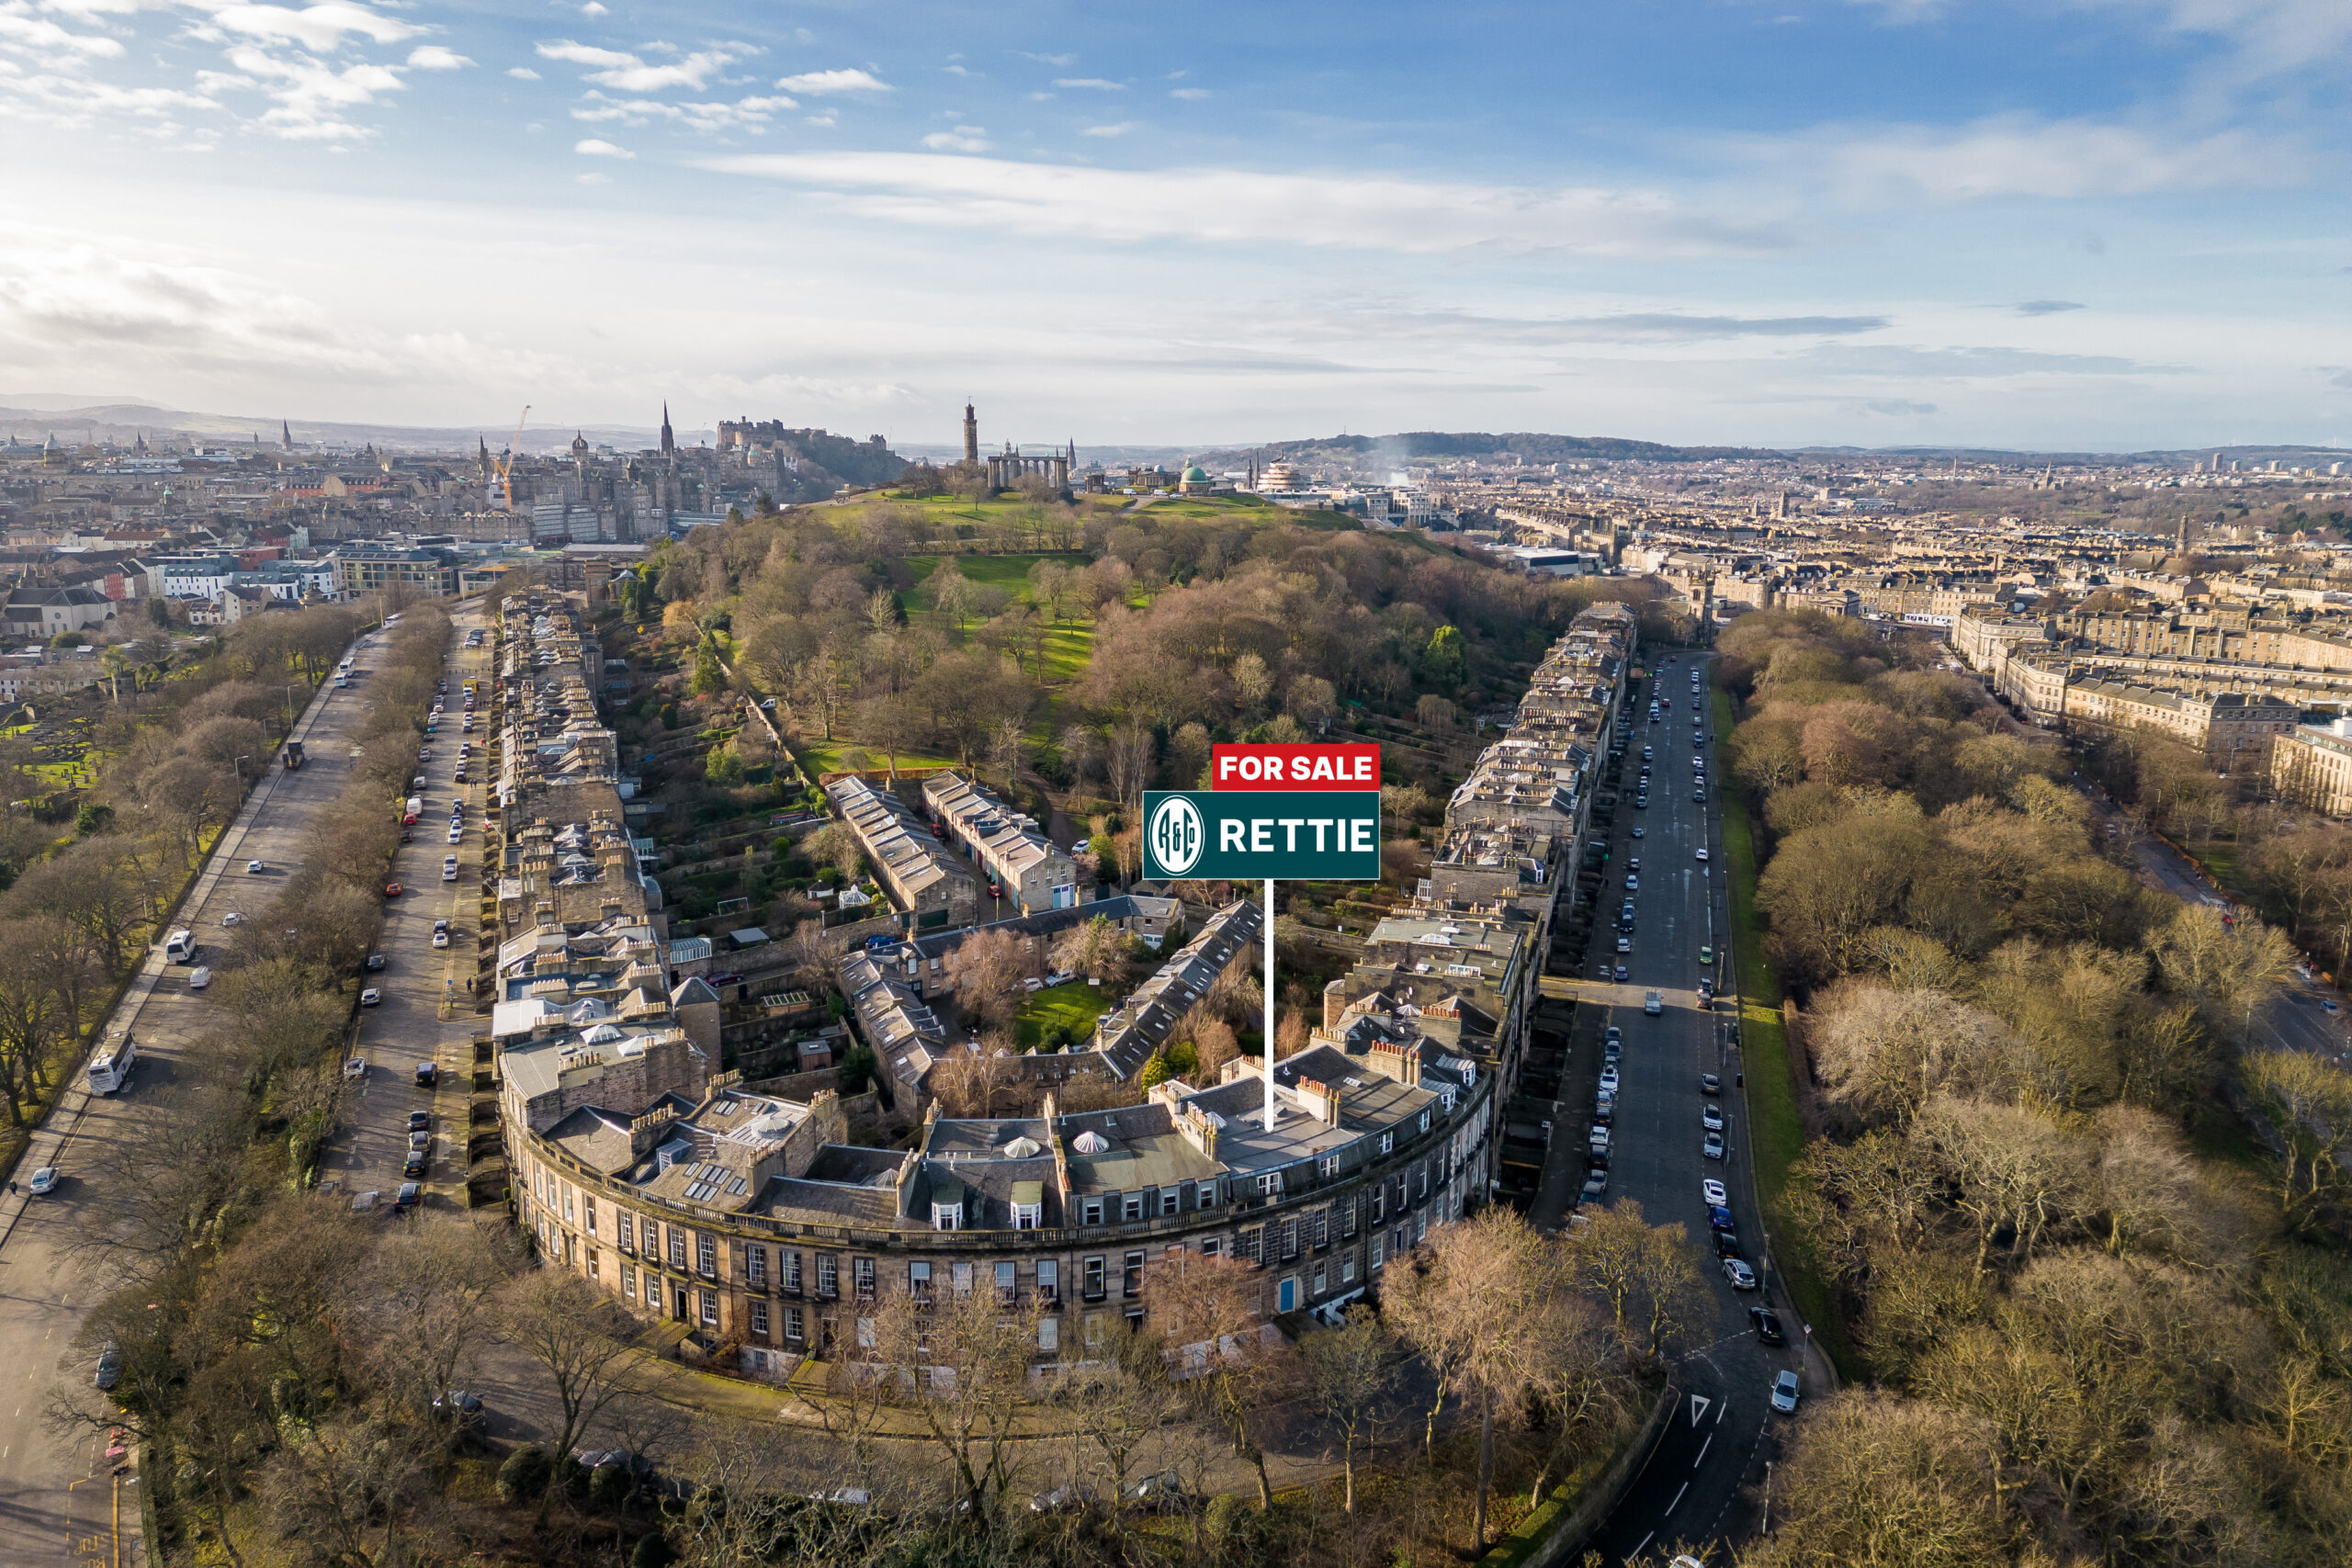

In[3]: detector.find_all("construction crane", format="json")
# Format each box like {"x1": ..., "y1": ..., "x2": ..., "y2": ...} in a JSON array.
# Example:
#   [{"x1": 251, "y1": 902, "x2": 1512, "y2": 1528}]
[{"x1": 492, "y1": 404, "x2": 530, "y2": 511}]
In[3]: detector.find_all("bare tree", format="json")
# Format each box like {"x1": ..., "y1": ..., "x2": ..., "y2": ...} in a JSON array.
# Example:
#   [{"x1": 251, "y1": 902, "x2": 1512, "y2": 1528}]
[
  {"x1": 1148, "y1": 1251, "x2": 1295, "y2": 1511},
  {"x1": 500, "y1": 1268, "x2": 650, "y2": 1525},
  {"x1": 1299, "y1": 1304, "x2": 1396, "y2": 1513},
  {"x1": 863, "y1": 1270, "x2": 1048, "y2": 1524},
  {"x1": 1385, "y1": 1206, "x2": 1576, "y2": 1552}
]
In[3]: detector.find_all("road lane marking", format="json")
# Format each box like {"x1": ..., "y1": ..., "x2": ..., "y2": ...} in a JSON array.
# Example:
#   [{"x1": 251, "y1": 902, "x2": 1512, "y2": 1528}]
[
  {"x1": 1665, "y1": 1481, "x2": 1687, "y2": 1513},
  {"x1": 1693, "y1": 1434, "x2": 1712, "y2": 1468}
]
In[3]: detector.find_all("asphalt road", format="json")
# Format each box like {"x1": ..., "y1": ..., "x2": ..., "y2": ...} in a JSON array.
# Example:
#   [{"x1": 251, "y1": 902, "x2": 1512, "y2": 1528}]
[
  {"x1": 0, "y1": 630, "x2": 396, "y2": 1568},
  {"x1": 321, "y1": 604, "x2": 494, "y2": 1218},
  {"x1": 1531, "y1": 655, "x2": 1809, "y2": 1565}
]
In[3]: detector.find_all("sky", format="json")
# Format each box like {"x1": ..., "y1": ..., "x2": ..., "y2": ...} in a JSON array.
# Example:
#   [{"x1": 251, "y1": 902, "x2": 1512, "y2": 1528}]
[{"x1": 0, "y1": 0, "x2": 2347, "y2": 453}]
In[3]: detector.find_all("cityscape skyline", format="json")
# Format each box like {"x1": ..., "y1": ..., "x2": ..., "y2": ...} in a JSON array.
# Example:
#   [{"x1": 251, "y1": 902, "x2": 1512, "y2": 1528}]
[{"x1": 1, "y1": 0, "x2": 2346, "y2": 449}]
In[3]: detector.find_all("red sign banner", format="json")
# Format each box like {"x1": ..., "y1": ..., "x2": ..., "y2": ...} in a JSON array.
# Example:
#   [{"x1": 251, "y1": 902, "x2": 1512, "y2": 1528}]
[{"x1": 1211, "y1": 743, "x2": 1381, "y2": 792}]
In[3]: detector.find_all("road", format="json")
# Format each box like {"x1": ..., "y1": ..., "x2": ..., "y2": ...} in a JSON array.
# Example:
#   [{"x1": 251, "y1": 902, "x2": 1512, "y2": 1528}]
[
  {"x1": 318, "y1": 604, "x2": 494, "y2": 1220},
  {"x1": 1531, "y1": 654, "x2": 1809, "y2": 1565},
  {"x1": 0, "y1": 631, "x2": 396, "y2": 1568}
]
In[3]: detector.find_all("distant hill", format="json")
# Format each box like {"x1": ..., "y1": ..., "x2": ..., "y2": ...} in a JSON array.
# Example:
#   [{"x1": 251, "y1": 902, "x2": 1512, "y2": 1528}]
[{"x1": 1198, "y1": 431, "x2": 1779, "y2": 468}]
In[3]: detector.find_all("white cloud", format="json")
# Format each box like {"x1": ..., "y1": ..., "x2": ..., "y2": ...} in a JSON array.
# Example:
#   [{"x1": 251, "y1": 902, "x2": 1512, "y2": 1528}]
[
  {"x1": 699, "y1": 152, "x2": 1788, "y2": 256},
  {"x1": 1752, "y1": 115, "x2": 2292, "y2": 201},
  {"x1": 189, "y1": 2, "x2": 424, "y2": 52},
  {"x1": 1169, "y1": 86, "x2": 1208, "y2": 100},
  {"x1": 536, "y1": 40, "x2": 636, "y2": 70},
  {"x1": 919, "y1": 127, "x2": 988, "y2": 152},
  {"x1": 576, "y1": 170, "x2": 607, "y2": 183},
  {"x1": 1081, "y1": 121, "x2": 1135, "y2": 137},
  {"x1": 506, "y1": 65, "x2": 538, "y2": 79},
  {"x1": 942, "y1": 63, "x2": 974, "y2": 76},
  {"x1": 775, "y1": 66, "x2": 888, "y2": 93},
  {"x1": 571, "y1": 88, "x2": 794, "y2": 132},
  {"x1": 0, "y1": 8, "x2": 125, "y2": 59},
  {"x1": 1052, "y1": 76, "x2": 1124, "y2": 90},
  {"x1": 405, "y1": 45, "x2": 469, "y2": 70},
  {"x1": 221, "y1": 43, "x2": 402, "y2": 140},
  {"x1": 573, "y1": 136, "x2": 630, "y2": 156},
  {"x1": 1012, "y1": 50, "x2": 1075, "y2": 65},
  {"x1": 579, "y1": 0, "x2": 606, "y2": 14}
]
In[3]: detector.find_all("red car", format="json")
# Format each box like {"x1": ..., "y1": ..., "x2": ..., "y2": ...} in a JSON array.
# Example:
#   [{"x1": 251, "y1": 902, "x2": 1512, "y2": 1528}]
[{"x1": 385, "y1": 882, "x2": 404, "y2": 897}]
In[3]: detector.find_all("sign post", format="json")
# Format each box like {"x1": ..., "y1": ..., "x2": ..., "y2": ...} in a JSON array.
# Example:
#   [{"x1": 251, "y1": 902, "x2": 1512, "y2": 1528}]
[{"x1": 1144, "y1": 744, "x2": 1382, "y2": 1132}]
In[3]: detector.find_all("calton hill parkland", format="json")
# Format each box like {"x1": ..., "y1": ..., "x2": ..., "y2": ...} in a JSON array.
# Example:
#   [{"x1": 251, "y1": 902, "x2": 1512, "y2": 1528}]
[{"x1": 17, "y1": 411, "x2": 2352, "y2": 1568}]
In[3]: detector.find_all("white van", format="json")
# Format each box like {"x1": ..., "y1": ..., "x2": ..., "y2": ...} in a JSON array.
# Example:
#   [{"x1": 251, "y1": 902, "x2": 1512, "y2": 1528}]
[
  {"x1": 164, "y1": 928, "x2": 197, "y2": 963},
  {"x1": 187, "y1": 966, "x2": 212, "y2": 991}
]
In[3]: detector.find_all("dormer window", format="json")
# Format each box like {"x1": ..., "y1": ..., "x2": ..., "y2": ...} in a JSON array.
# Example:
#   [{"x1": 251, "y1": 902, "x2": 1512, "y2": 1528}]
[
  {"x1": 933, "y1": 1202, "x2": 961, "y2": 1231},
  {"x1": 1378, "y1": 1132, "x2": 1394, "y2": 1156},
  {"x1": 1012, "y1": 1201, "x2": 1042, "y2": 1230},
  {"x1": 1419, "y1": 1110, "x2": 1431, "y2": 1134}
]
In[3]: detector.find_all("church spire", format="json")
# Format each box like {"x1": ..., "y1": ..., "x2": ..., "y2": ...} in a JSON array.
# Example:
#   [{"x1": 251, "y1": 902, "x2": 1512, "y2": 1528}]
[
  {"x1": 660, "y1": 401, "x2": 675, "y2": 457},
  {"x1": 280, "y1": 419, "x2": 293, "y2": 452}
]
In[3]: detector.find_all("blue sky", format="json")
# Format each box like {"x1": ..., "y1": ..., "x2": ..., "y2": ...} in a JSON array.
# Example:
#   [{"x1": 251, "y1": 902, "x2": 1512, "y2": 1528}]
[{"x1": 0, "y1": 0, "x2": 2346, "y2": 452}]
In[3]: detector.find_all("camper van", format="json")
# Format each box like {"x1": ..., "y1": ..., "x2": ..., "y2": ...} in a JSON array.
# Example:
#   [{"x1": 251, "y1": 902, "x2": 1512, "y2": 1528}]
[
  {"x1": 164, "y1": 928, "x2": 197, "y2": 963},
  {"x1": 87, "y1": 1030, "x2": 136, "y2": 1094}
]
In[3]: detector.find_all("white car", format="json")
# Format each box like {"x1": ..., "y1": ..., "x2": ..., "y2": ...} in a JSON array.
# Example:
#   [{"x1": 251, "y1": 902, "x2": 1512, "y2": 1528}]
[
  {"x1": 1771, "y1": 1369, "x2": 1801, "y2": 1414},
  {"x1": 1702, "y1": 1178, "x2": 1728, "y2": 1206},
  {"x1": 360, "y1": 987, "x2": 382, "y2": 1007},
  {"x1": 1616, "y1": 935, "x2": 1632, "y2": 953},
  {"x1": 442, "y1": 855, "x2": 458, "y2": 882},
  {"x1": 28, "y1": 1166, "x2": 58, "y2": 1196},
  {"x1": 245, "y1": 859, "x2": 265, "y2": 874},
  {"x1": 1694, "y1": 848, "x2": 1710, "y2": 862},
  {"x1": 222, "y1": 912, "x2": 243, "y2": 927},
  {"x1": 343, "y1": 1055, "x2": 368, "y2": 1079},
  {"x1": 1599, "y1": 1066, "x2": 1620, "y2": 1094},
  {"x1": 1703, "y1": 1131, "x2": 1726, "y2": 1160},
  {"x1": 1624, "y1": 874, "x2": 1639, "y2": 890},
  {"x1": 447, "y1": 827, "x2": 463, "y2": 843},
  {"x1": 432, "y1": 930, "x2": 450, "y2": 949},
  {"x1": 1702, "y1": 1103, "x2": 1725, "y2": 1132}
]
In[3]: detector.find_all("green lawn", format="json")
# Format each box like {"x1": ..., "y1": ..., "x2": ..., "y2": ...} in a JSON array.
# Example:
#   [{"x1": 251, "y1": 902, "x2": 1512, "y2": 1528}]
[
  {"x1": 795, "y1": 739, "x2": 967, "y2": 779},
  {"x1": 1714, "y1": 688, "x2": 1860, "y2": 1380},
  {"x1": 1016, "y1": 982, "x2": 1114, "y2": 1049}
]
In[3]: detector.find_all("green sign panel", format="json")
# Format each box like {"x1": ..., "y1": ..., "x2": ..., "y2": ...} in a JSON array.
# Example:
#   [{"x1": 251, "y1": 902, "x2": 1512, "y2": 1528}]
[{"x1": 1141, "y1": 790, "x2": 1382, "y2": 882}]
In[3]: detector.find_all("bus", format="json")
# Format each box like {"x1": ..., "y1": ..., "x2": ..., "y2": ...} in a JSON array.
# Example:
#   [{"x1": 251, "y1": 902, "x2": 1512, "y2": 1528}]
[
  {"x1": 164, "y1": 928, "x2": 197, "y2": 963},
  {"x1": 87, "y1": 1031, "x2": 136, "y2": 1094}
]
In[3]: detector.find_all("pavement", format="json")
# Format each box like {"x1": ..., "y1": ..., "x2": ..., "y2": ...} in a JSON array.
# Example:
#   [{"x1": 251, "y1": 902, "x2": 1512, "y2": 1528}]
[
  {"x1": 0, "y1": 635, "x2": 382, "y2": 1568},
  {"x1": 1522, "y1": 655, "x2": 1812, "y2": 1565}
]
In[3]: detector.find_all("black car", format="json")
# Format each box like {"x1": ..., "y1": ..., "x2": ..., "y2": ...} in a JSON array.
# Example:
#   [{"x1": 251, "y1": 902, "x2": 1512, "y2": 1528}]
[
  {"x1": 1713, "y1": 1231, "x2": 1743, "y2": 1259},
  {"x1": 394, "y1": 1180, "x2": 421, "y2": 1212},
  {"x1": 1700, "y1": 1073, "x2": 1722, "y2": 1095},
  {"x1": 402, "y1": 1152, "x2": 429, "y2": 1179},
  {"x1": 366, "y1": 953, "x2": 388, "y2": 971},
  {"x1": 407, "y1": 1110, "x2": 431, "y2": 1134},
  {"x1": 1750, "y1": 1306, "x2": 1787, "y2": 1345}
]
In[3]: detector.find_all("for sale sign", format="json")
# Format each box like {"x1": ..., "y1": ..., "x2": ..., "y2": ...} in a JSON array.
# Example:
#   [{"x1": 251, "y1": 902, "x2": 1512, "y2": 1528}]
[{"x1": 1144, "y1": 744, "x2": 1382, "y2": 882}]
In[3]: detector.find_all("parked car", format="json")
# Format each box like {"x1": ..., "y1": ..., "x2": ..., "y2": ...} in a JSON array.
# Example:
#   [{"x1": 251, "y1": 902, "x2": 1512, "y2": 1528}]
[
  {"x1": 1630, "y1": 825, "x2": 1645, "y2": 839},
  {"x1": 360, "y1": 988, "x2": 382, "y2": 1008},
  {"x1": 1124, "y1": 1471, "x2": 1193, "y2": 1512},
  {"x1": 1694, "y1": 847, "x2": 1710, "y2": 862},
  {"x1": 344, "y1": 1055, "x2": 368, "y2": 1079},
  {"x1": 394, "y1": 1180, "x2": 421, "y2": 1211},
  {"x1": 409, "y1": 1110, "x2": 431, "y2": 1133},
  {"x1": 1703, "y1": 1131, "x2": 1725, "y2": 1160},
  {"x1": 95, "y1": 1341, "x2": 121, "y2": 1392},
  {"x1": 366, "y1": 953, "x2": 387, "y2": 971},
  {"x1": 1707, "y1": 1204, "x2": 1736, "y2": 1232},
  {"x1": 1028, "y1": 1483, "x2": 1096, "y2": 1515},
  {"x1": 1700, "y1": 1073, "x2": 1721, "y2": 1095},
  {"x1": 188, "y1": 966, "x2": 212, "y2": 991},
  {"x1": 1699, "y1": 945, "x2": 1713, "y2": 964},
  {"x1": 403, "y1": 1152, "x2": 428, "y2": 1179},
  {"x1": 1702, "y1": 1103, "x2": 1724, "y2": 1132},
  {"x1": 414, "y1": 1062, "x2": 436, "y2": 1088},
  {"x1": 1770, "y1": 1369, "x2": 1801, "y2": 1414},
  {"x1": 433, "y1": 1389, "x2": 487, "y2": 1432},
  {"x1": 1612, "y1": 964, "x2": 1629, "y2": 981},
  {"x1": 1750, "y1": 1306, "x2": 1787, "y2": 1345},
  {"x1": 245, "y1": 859, "x2": 265, "y2": 874},
  {"x1": 1645, "y1": 990, "x2": 1663, "y2": 1016},
  {"x1": 1598, "y1": 1066, "x2": 1620, "y2": 1094},
  {"x1": 1713, "y1": 1231, "x2": 1743, "y2": 1258},
  {"x1": 433, "y1": 928, "x2": 450, "y2": 949},
  {"x1": 1702, "y1": 1179, "x2": 1727, "y2": 1206}
]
